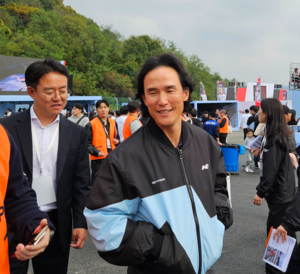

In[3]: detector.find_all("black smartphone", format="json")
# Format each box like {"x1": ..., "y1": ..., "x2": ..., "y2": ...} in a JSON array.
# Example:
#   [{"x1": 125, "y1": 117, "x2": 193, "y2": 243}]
[{"x1": 12, "y1": 225, "x2": 49, "y2": 259}]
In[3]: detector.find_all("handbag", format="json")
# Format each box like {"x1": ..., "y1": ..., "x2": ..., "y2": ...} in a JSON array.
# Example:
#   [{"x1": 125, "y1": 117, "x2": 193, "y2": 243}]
[{"x1": 228, "y1": 125, "x2": 233, "y2": 134}]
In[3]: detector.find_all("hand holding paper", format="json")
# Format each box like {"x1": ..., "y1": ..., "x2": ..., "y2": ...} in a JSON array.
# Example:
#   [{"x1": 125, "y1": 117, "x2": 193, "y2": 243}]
[{"x1": 273, "y1": 225, "x2": 288, "y2": 243}]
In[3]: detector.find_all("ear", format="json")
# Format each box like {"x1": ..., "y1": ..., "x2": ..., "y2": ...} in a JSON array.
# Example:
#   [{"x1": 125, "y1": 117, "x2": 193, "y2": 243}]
[
  {"x1": 142, "y1": 94, "x2": 147, "y2": 107},
  {"x1": 27, "y1": 86, "x2": 36, "y2": 100},
  {"x1": 183, "y1": 89, "x2": 189, "y2": 102}
]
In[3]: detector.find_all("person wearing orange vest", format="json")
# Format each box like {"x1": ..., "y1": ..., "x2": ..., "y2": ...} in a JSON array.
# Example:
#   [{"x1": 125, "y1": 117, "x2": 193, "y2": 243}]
[
  {"x1": 85, "y1": 99, "x2": 120, "y2": 182},
  {"x1": 218, "y1": 109, "x2": 229, "y2": 143},
  {"x1": 123, "y1": 101, "x2": 142, "y2": 140},
  {"x1": 0, "y1": 124, "x2": 54, "y2": 273}
]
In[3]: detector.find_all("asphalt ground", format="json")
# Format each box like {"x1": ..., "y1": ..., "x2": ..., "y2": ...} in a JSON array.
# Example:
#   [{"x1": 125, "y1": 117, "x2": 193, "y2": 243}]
[{"x1": 28, "y1": 130, "x2": 284, "y2": 273}]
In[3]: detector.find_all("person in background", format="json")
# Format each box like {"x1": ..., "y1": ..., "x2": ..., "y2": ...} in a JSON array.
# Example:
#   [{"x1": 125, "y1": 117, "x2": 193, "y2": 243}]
[
  {"x1": 68, "y1": 103, "x2": 89, "y2": 127},
  {"x1": 88, "y1": 112, "x2": 95, "y2": 121},
  {"x1": 188, "y1": 108, "x2": 203, "y2": 128},
  {"x1": 204, "y1": 111, "x2": 220, "y2": 142},
  {"x1": 139, "y1": 111, "x2": 150, "y2": 126},
  {"x1": 215, "y1": 108, "x2": 220, "y2": 122},
  {"x1": 82, "y1": 106, "x2": 87, "y2": 115},
  {"x1": 0, "y1": 124, "x2": 54, "y2": 273},
  {"x1": 115, "y1": 110, "x2": 120, "y2": 119},
  {"x1": 253, "y1": 98, "x2": 295, "y2": 274},
  {"x1": 244, "y1": 129, "x2": 255, "y2": 173},
  {"x1": 7, "y1": 108, "x2": 12, "y2": 116},
  {"x1": 219, "y1": 109, "x2": 229, "y2": 144},
  {"x1": 201, "y1": 111, "x2": 209, "y2": 124},
  {"x1": 247, "y1": 105, "x2": 259, "y2": 132},
  {"x1": 240, "y1": 109, "x2": 251, "y2": 139},
  {"x1": 115, "y1": 105, "x2": 128, "y2": 142},
  {"x1": 123, "y1": 101, "x2": 142, "y2": 140},
  {"x1": 109, "y1": 111, "x2": 116, "y2": 120},
  {"x1": 288, "y1": 110, "x2": 297, "y2": 126},
  {"x1": 85, "y1": 99, "x2": 120, "y2": 182}
]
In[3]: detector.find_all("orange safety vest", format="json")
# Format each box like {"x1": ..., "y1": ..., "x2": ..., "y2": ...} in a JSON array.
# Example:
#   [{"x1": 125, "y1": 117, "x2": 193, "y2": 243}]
[
  {"x1": 219, "y1": 116, "x2": 228, "y2": 134},
  {"x1": 123, "y1": 115, "x2": 142, "y2": 140},
  {"x1": 0, "y1": 125, "x2": 10, "y2": 274},
  {"x1": 90, "y1": 117, "x2": 117, "y2": 160}
]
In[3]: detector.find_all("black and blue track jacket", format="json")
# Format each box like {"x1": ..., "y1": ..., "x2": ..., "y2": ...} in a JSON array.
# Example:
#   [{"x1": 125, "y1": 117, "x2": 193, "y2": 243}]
[{"x1": 84, "y1": 118, "x2": 233, "y2": 274}]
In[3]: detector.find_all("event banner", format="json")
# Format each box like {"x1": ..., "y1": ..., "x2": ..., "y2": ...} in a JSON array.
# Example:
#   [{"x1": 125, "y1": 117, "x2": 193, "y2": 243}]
[
  {"x1": 255, "y1": 77, "x2": 261, "y2": 106},
  {"x1": 200, "y1": 82, "x2": 207, "y2": 101},
  {"x1": 217, "y1": 81, "x2": 226, "y2": 101}
]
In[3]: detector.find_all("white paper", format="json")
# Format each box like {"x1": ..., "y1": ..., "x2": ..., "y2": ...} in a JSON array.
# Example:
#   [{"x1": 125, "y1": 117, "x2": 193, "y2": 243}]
[
  {"x1": 32, "y1": 176, "x2": 56, "y2": 206},
  {"x1": 249, "y1": 135, "x2": 263, "y2": 150},
  {"x1": 263, "y1": 229, "x2": 296, "y2": 272}
]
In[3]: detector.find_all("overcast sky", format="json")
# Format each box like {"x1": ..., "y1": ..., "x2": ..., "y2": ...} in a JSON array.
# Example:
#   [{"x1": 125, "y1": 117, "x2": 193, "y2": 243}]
[{"x1": 63, "y1": 0, "x2": 299, "y2": 85}]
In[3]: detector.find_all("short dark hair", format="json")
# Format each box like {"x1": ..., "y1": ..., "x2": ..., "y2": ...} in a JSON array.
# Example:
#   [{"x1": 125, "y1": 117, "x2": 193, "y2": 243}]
[
  {"x1": 135, "y1": 53, "x2": 194, "y2": 117},
  {"x1": 7, "y1": 108, "x2": 12, "y2": 111},
  {"x1": 204, "y1": 111, "x2": 208, "y2": 114},
  {"x1": 25, "y1": 58, "x2": 69, "y2": 89},
  {"x1": 120, "y1": 105, "x2": 128, "y2": 115},
  {"x1": 96, "y1": 99, "x2": 109, "y2": 108},
  {"x1": 250, "y1": 105, "x2": 258, "y2": 112},
  {"x1": 209, "y1": 111, "x2": 217, "y2": 118},
  {"x1": 246, "y1": 129, "x2": 254, "y2": 134},
  {"x1": 215, "y1": 108, "x2": 219, "y2": 111},
  {"x1": 245, "y1": 109, "x2": 249, "y2": 113},
  {"x1": 115, "y1": 110, "x2": 120, "y2": 117},
  {"x1": 109, "y1": 111, "x2": 115, "y2": 116},
  {"x1": 73, "y1": 103, "x2": 83, "y2": 111},
  {"x1": 189, "y1": 108, "x2": 197, "y2": 117},
  {"x1": 127, "y1": 101, "x2": 140, "y2": 113}
]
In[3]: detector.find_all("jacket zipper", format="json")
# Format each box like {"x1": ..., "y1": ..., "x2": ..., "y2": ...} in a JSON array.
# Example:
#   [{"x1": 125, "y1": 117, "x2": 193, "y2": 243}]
[{"x1": 178, "y1": 148, "x2": 202, "y2": 274}]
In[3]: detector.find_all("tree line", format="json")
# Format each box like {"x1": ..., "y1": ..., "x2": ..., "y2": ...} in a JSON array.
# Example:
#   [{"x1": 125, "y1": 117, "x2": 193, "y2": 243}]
[{"x1": 0, "y1": 0, "x2": 233, "y2": 101}]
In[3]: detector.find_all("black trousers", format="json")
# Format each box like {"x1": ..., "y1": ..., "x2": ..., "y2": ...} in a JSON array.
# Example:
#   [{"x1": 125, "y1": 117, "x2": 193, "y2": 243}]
[
  {"x1": 91, "y1": 159, "x2": 104, "y2": 182},
  {"x1": 265, "y1": 200, "x2": 296, "y2": 274},
  {"x1": 243, "y1": 128, "x2": 248, "y2": 140},
  {"x1": 219, "y1": 133, "x2": 228, "y2": 144},
  {"x1": 9, "y1": 210, "x2": 70, "y2": 274}
]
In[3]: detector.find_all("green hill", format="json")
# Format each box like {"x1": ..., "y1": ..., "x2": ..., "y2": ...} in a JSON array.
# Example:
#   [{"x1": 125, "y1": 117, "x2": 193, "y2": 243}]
[{"x1": 0, "y1": 0, "x2": 229, "y2": 100}]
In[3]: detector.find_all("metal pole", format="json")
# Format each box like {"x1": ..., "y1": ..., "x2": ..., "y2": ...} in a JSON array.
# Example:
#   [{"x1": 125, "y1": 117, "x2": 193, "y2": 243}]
[
  {"x1": 128, "y1": 97, "x2": 132, "y2": 101},
  {"x1": 114, "y1": 97, "x2": 118, "y2": 110}
]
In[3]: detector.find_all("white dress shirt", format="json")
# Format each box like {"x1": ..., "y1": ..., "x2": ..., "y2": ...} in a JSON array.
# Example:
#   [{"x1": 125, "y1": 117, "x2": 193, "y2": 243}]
[
  {"x1": 115, "y1": 115, "x2": 127, "y2": 142},
  {"x1": 240, "y1": 113, "x2": 251, "y2": 129},
  {"x1": 31, "y1": 105, "x2": 59, "y2": 212}
]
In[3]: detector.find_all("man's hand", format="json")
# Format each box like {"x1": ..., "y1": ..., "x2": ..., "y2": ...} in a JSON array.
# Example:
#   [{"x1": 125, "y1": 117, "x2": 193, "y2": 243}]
[
  {"x1": 98, "y1": 151, "x2": 107, "y2": 157},
  {"x1": 252, "y1": 148, "x2": 260, "y2": 157},
  {"x1": 289, "y1": 153, "x2": 298, "y2": 169},
  {"x1": 70, "y1": 228, "x2": 87, "y2": 249},
  {"x1": 113, "y1": 138, "x2": 119, "y2": 145},
  {"x1": 253, "y1": 194, "x2": 263, "y2": 206},
  {"x1": 14, "y1": 219, "x2": 50, "y2": 261},
  {"x1": 273, "y1": 225, "x2": 287, "y2": 243}
]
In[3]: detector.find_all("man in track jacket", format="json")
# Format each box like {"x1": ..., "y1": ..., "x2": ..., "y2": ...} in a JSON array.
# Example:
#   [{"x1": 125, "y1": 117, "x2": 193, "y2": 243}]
[{"x1": 84, "y1": 53, "x2": 233, "y2": 274}]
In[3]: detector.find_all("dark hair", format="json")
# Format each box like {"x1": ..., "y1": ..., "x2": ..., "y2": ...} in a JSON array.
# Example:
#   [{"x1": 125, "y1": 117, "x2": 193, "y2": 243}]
[
  {"x1": 291, "y1": 110, "x2": 296, "y2": 121},
  {"x1": 127, "y1": 101, "x2": 140, "y2": 113},
  {"x1": 109, "y1": 111, "x2": 115, "y2": 116},
  {"x1": 295, "y1": 68, "x2": 298, "y2": 72},
  {"x1": 73, "y1": 103, "x2": 83, "y2": 111},
  {"x1": 260, "y1": 98, "x2": 292, "y2": 151},
  {"x1": 246, "y1": 128, "x2": 254, "y2": 134},
  {"x1": 250, "y1": 105, "x2": 258, "y2": 112},
  {"x1": 25, "y1": 58, "x2": 69, "y2": 89},
  {"x1": 189, "y1": 108, "x2": 197, "y2": 117},
  {"x1": 115, "y1": 110, "x2": 120, "y2": 117},
  {"x1": 208, "y1": 111, "x2": 216, "y2": 118},
  {"x1": 204, "y1": 111, "x2": 208, "y2": 114},
  {"x1": 215, "y1": 108, "x2": 219, "y2": 112},
  {"x1": 7, "y1": 108, "x2": 12, "y2": 111},
  {"x1": 96, "y1": 99, "x2": 109, "y2": 108},
  {"x1": 120, "y1": 105, "x2": 128, "y2": 115},
  {"x1": 245, "y1": 109, "x2": 249, "y2": 113},
  {"x1": 135, "y1": 53, "x2": 194, "y2": 117}
]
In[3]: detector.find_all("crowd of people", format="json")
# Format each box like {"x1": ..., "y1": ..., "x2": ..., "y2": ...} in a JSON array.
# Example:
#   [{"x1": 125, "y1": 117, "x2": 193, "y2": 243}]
[{"x1": 0, "y1": 53, "x2": 299, "y2": 274}]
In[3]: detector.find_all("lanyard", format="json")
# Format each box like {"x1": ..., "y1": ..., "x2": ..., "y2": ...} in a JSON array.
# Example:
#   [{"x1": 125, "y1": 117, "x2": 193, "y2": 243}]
[{"x1": 31, "y1": 120, "x2": 59, "y2": 175}]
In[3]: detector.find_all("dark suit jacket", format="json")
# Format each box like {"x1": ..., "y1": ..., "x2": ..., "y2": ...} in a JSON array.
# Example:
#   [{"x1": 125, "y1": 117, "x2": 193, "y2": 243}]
[{"x1": 0, "y1": 109, "x2": 90, "y2": 253}]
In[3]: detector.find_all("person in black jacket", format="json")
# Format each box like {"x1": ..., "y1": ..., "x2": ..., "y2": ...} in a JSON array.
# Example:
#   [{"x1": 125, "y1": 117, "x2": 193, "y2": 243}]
[
  {"x1": 84, "y1": 53, "x2": 233, "y2": 274},
  {"x1": 253, "y1": 98, "x2": 295, "y2": 274},
  {"x1": 247, "y1": 105, "x2": 259, "y2": 131},
  {"x1": 188, "y1": 108, "x2": 203, "y2": 128}
]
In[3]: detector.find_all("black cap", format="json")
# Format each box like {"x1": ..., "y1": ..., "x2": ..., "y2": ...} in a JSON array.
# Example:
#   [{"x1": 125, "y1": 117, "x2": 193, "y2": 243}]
[{"x1": 282, "y1": 105, "x2": 292, "y2": 115}]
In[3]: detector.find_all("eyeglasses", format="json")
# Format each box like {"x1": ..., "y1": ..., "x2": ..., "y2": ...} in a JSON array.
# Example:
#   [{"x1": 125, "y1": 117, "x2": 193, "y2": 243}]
[{"x1": 38, "y1": 90, "x2": 68, "y2": 100}]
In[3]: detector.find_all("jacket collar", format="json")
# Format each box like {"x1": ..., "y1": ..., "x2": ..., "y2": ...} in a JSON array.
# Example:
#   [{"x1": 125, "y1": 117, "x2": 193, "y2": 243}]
[{"x1": 146, "y1": 117, "x2": 187, "y2": 148}]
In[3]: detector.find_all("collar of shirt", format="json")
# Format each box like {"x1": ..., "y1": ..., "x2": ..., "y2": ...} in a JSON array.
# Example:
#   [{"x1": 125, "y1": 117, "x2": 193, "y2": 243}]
[{"x1": 30, "y1": 105, "x2": 60, "y2": 127}]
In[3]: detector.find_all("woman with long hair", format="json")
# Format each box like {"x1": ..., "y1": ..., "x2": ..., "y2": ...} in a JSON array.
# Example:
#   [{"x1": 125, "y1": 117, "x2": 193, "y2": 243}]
[{"x1": 253, "y1": 98, "x2": 296, "y2": 274}]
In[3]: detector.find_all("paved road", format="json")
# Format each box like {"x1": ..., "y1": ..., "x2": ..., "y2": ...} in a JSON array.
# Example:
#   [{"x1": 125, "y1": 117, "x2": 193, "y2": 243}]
[{"x1": 29, "y1": 130, "x2": 274, "y2": 273}]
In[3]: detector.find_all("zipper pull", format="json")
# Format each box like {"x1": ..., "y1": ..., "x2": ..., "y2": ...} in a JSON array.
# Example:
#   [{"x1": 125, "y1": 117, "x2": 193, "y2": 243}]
[{"x1": 178, "y1": 149, "x2": 183, "y2": 159}]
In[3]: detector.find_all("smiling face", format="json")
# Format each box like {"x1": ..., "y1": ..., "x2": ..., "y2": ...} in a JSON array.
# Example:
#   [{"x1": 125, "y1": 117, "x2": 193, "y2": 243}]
[
  {"x1": 142, "y1": 66, "x2": 189, "y2": 133},
  {"x1": 27, "y1": 72, "x2": 68, "y2": 118}
]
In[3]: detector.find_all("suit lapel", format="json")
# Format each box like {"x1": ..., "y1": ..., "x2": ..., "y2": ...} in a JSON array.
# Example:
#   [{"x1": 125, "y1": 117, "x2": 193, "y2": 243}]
[
  {"x1": 56, "y1": 117, "x2": 72, "y2": 183},
  {"x1": 15, "y1": 109, "x2": 33, "y2": 176}
]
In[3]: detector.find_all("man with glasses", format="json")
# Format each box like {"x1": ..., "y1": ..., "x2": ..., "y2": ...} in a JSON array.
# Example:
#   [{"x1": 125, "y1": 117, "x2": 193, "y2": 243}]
[{"x1": 0, "y1": 58, "x2": 90, "y2": 274}]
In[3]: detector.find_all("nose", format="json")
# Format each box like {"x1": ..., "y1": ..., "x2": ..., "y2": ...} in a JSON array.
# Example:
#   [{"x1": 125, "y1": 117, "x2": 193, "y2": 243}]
[{"x1": 157, "y1": 92, "x2": 168, "y2": 106}]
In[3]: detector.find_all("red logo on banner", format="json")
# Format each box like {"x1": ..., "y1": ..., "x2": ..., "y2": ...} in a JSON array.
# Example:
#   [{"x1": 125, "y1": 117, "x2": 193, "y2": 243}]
[{"x1": 255, "y1": 77, "x2": 261, "y2": 106}]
